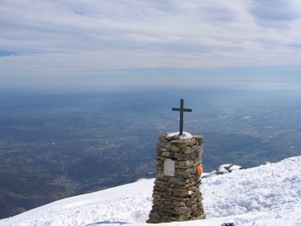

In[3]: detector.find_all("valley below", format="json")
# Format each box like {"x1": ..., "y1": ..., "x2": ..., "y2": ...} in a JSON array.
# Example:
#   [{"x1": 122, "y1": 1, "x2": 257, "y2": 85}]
[{"x1": 1, "y1": 88, "x2": 301, "y2": 219}]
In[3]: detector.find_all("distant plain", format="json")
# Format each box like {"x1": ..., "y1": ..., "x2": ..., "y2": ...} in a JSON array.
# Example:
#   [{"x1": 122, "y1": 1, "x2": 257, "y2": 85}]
[{"x1": 1, "y1": 88, "x2": 301, "y2": 218}]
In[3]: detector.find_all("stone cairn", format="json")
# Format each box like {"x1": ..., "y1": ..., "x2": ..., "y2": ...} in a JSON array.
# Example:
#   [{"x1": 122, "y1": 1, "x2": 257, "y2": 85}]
[{"x1": 147, "y1": 133, "x2": 206, "y2": 223}]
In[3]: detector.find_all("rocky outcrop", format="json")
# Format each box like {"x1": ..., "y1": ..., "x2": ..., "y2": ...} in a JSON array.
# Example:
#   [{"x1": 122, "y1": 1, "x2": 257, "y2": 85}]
[
  {"x1": 202, "y1": 164, "x2": 246, "y2": 178},
  {"x1": 147, "y1": 133, "x2": 206, "y2": 223}
]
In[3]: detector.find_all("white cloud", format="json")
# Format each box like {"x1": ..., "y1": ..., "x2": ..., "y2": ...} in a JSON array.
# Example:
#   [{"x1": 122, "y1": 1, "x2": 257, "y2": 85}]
[
  {"x1": 1, "y1": 0, "x2": 301, "y2": 90},
  {"x1": 249, "y1": 0, "x2": 301, "y2": 27}
]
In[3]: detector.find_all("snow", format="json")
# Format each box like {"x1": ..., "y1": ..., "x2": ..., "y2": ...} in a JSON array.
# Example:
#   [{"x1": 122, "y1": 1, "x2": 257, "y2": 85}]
[
  {"x1": 1, "y1": 156, "x2": 301, "y2": 226},
  {"x1": 202, "y1": 164, "x2": 243, "y2": 178},
  {"x1": 167, "y1": 131, "x2": 193, "y2": 139}
]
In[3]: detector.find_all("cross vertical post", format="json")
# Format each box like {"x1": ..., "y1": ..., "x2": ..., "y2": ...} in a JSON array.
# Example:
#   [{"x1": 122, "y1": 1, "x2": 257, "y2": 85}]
[{"x1": 172, "y1": 99, "x2": 192, "y2": 135}]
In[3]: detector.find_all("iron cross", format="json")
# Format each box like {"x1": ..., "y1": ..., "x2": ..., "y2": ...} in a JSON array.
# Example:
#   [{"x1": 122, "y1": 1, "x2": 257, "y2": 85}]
[{"x1": 172, "y1": 99, "x2": 192, "y2": 135}]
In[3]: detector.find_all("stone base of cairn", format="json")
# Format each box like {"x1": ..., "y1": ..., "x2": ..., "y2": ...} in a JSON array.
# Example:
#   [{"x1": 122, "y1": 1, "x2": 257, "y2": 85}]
[{"x1": 147, "y1": 133, "x2": 206, "y2": 223}]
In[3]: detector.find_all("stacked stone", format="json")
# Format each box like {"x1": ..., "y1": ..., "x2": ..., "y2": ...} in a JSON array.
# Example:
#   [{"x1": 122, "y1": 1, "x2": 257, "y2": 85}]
[{"x1": 147, "y1": 134, "x2": 206, "y2": 223}]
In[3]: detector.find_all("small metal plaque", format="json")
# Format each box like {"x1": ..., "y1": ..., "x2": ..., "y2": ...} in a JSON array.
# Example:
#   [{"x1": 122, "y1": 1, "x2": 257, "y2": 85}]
[{"x1": 164, "y1": 159, "x2": 175, "y2": 176}]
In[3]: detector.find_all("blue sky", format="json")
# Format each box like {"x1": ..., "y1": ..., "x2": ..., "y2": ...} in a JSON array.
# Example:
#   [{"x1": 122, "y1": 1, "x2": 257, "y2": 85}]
[{"x1": 1, "y1": 0, "x2": 301, "y2": 91}]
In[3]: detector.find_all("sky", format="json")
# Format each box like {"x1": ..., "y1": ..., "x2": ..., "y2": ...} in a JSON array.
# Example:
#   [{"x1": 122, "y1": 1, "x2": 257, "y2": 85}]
[{"x1": 1, "y1": 0, "x2": 301, "y2": 92}]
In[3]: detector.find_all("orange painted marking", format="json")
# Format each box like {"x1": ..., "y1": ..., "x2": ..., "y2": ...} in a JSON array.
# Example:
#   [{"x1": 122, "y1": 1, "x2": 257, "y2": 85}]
[{"x1": 197, "y1": 164, "x2": 203, "y2": 175}]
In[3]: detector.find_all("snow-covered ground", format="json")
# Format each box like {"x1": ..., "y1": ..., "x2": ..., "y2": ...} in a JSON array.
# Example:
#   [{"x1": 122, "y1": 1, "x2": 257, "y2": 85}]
[{"x1": 1, "y1": 156, "x2": 301, "y2": 226}]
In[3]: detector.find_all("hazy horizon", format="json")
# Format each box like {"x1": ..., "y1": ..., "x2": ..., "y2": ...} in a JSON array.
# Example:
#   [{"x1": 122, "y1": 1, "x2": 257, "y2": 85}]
[{"x1": 1, "y1": 1, "x2": 301, "y2": 92}]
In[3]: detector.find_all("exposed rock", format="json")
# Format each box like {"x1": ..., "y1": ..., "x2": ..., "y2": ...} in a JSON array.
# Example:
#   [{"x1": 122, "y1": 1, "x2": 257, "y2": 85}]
[{"x1": 202, "y1": 164, "x2": 246, "y2": 178}]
